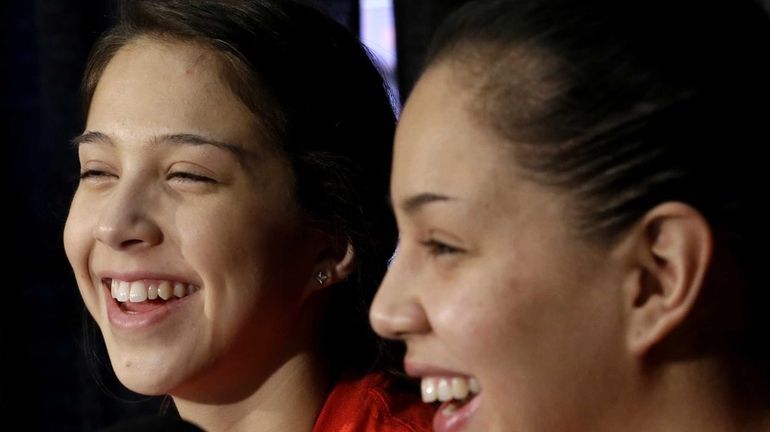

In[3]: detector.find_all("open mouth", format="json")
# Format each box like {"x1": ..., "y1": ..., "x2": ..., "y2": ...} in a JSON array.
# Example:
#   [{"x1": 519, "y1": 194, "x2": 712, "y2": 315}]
[
  {"x1": 421, "y1": 376, "x2": 481, "y2": 432},
  {"x1": 104, "y1": 278, "x2": 199, "y2": 313}
]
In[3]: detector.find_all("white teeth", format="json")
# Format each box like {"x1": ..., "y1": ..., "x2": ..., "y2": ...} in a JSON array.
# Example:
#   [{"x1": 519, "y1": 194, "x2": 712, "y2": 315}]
[
  {"x1": 451, "y1": 377, "x2": 469, "y2": 400},
  {"x1": 107, "y1": 279, "x2": 199, "y2": 303},
  {"x1": 437, "y1": 378, "x2": 452, "y2": 402},
  {"x1": 421, "y1": 377, "x2": 437, "y2": 403},
  {"x1": 442, "y1": 403, "x2": 458, "y2": 416},
  {"x1": 117, "y1": 281, "x2": 130, "y2": 302},
  {"x1": 421, "y1": 376, "x2": 480, "y2": 404},
  {"x1": 129, "y1": 281, "x2": 147, "y2": 303},
  {"x1": 158, "y1": 281, "x2": 172, "y2": 300}
]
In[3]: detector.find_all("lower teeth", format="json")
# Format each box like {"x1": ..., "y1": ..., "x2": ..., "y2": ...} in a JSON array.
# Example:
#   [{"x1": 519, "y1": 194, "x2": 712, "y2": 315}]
[{"x1": 441, "y1": 394, "x2": 476, "y2": 416}]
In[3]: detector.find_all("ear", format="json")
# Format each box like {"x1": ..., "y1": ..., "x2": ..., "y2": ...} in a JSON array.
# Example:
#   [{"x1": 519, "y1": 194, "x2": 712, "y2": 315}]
[
  {"x1": 326, "y1": 243, "x2": 355, "y2": 284},
  {"x1": 622, "y1": 202, "x2": 713, "y2": 357},
  {"x1": 304, "y1": 241, "x2": 356, "y2": 296}
]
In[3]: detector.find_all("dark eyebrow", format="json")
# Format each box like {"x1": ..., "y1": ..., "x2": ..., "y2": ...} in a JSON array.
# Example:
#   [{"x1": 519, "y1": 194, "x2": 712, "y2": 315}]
[
  {"x1": 70, "y1": 131, "x2": 249, "y2": 161},
  {"x1": 154, "y1": 133, "x2": 248, "y2": 160},
  {"x1": 70, "y1": 131, "x2": 112, "y2": 149},
  {"x1": 400, "y1": 193, "x2": 454, "y2": 215}
]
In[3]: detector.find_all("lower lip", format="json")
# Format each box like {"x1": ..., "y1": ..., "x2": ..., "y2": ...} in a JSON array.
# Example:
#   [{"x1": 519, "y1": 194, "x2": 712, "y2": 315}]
[
  {"x1": 433, "y1": 394, "x2": 482, "y2": 432},
  {"x1": 105, "y1": 285, "x2": 198, "y2": 330}
]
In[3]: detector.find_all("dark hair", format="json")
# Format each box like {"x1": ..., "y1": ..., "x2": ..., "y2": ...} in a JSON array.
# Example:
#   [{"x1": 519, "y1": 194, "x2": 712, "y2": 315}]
[
  {"x1": 428, "y1": 0, "x2": 770, "y2": 357},
  {"x1": 81, "y1": 0, "x2": 398, "y2": 377}
]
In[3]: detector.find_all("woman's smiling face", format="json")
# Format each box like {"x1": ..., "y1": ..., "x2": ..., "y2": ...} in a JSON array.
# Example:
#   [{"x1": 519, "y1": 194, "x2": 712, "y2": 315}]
[
  {"x1": 370, "y1": 63, "x2": 629, "y2": 432},
  {"x1": 64, "y1": 37, "x2": 325, "y2": 398}
]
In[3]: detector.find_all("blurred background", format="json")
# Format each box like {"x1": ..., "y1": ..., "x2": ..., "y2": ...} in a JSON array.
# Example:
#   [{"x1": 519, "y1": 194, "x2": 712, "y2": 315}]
[{"x1": 2, "y1": 0, "x2": 769, "y2": 430}]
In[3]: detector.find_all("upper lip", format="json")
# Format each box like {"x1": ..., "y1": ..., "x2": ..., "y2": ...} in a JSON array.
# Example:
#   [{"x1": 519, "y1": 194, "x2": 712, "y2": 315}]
[
  {"x1": 404, "y1": 359, "x2": 474, "y2": 379},
  {"x1": 96, "y1": 270, "x2": 200, "y2": 286}
]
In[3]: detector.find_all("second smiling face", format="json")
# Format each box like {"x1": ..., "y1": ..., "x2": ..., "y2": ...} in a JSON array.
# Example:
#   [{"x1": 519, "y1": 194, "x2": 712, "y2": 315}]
[
  {"x1": 64, "y1": 37, "x2": 326, "y2": 398},
  {"x1": 370, "y1": 63, "x2": 631, "y2": 432}
]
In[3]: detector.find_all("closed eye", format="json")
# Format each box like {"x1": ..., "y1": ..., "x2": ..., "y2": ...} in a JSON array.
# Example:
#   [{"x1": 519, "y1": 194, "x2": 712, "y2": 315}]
[
  {"x1": 419, "y1": 239, "x2": 464, "y2": 256},
  {"x1": 167, "y1": 172, "x2": 217, "y2": 183},
  {"x1": 79, "y1": 169, "x2": 116, "y2": 180}
]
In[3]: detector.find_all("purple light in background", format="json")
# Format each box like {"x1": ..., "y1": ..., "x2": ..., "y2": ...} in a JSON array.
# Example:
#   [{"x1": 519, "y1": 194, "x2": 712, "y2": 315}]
[{"x1": 360, "y1": 0, "x2": 400, "y2": 110}]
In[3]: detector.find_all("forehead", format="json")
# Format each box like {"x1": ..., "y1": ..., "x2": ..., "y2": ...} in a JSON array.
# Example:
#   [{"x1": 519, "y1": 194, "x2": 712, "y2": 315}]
[
  {"x1": 392, "y1": 63, "x2": 517, "y2": 207},
  {"x1": 392, "y1": 62, "x2": 585, "y2": 262},
  {"x1": 86, "y1": 37, "x2": 259, "y2": 143}
]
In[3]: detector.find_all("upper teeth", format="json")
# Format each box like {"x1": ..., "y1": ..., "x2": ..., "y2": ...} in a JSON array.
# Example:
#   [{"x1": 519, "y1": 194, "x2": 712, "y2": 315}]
[
  {"x1": 109, "y1": 279, "x2": 199, "y2": 303},
  {"x1": 421, "y1": 376, "x2": 480, "y2": 403}
]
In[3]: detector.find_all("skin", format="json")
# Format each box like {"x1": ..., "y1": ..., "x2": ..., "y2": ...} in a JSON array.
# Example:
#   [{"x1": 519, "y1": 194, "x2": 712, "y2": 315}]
[
  {"x1": 371, "y1": 61, "x2": 770, "y2": 432},
  {"x1": 370, "y1": 63, "x2": 631, "y2": 431},
  {"x1": 64, "y1": 37, "x2": 336, "y2": 431}
]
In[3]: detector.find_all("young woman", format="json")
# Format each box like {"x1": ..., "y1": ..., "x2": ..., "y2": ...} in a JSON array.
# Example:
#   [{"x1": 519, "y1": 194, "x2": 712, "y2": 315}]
[
  {"x1": 370, "y1": 0, "x2": 770, "y2": 431},
  {"x1": 64, "y1": 1, "x2": 432, "y2": 430}
]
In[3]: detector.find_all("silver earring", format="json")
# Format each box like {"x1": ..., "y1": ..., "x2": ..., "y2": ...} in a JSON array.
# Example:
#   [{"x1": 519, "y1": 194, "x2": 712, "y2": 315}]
[{"x1": 315, "y1": 271, "x2": 329, "y2": 285}]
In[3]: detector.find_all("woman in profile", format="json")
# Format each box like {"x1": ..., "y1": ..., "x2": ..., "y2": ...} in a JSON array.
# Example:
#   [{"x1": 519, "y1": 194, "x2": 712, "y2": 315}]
[
  {"x1": 371, "y1": 0, "x2": 770, "y2": 430},
  {"x1": 64, "y1": 1, "x2": 432, "y2": 430}
]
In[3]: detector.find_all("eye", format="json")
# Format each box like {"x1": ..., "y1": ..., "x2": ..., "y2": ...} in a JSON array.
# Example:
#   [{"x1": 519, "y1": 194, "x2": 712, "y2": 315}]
[
  {"x1": 79, "y1": 169, "x2": 117, "y2": 181},
  {"x1": 419, "y1": 239, "x2": 463, "y2": 256},
  {"x1": 167, "y1": 171, "x2": 217, "y2": 183}
]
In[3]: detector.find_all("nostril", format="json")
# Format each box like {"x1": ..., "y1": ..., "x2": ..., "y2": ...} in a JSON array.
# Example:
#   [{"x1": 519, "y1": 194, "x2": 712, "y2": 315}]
[{"x1": 120, "y1": 239, "x2": 146, "y2": 248}]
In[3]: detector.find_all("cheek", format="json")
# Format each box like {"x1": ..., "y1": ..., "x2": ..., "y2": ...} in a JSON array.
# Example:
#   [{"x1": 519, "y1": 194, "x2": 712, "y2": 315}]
[
  {"x1": 470, "y1": 260, "x2": 621, "y2": 402},
  {"x1": 63, "y1": 195, "x2": 102, "y2": 313},
  {"x1": 174, "y1": 207, "x2": 273, "y2": 277},
  {"x1": 173, "y1": 206, "x2": 308, "y2": 309},
  {"x1": 430, "y1": 272, "x2": 510, "y2": 360},
  {"x1": 63, "y1": 195, "x2": 89, "y2": 266},
  {"x1": 64, "y1": 196, "x2": 94, "y2": 269},
  {"x1": 434, "y1": 258, "x2": 572, "y2": 375}
]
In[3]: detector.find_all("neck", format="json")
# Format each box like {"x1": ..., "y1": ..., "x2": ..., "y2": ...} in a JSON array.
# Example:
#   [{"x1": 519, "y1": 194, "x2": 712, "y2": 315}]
[
  {"x1": 174, "y1": 349, "x2": 330, "y2": 432},
  {"x1": 601, "y1": 356, "x2": 770, "y2": 432}
]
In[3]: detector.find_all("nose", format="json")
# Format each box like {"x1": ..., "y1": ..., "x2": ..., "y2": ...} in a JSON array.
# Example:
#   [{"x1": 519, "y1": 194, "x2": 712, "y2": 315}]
[
  {"x1": 370, "y1": 250, "x2": 430, "y2": 340},
  {"x1": 94, "y1": 179, "x2": 163, "y2": 251}
]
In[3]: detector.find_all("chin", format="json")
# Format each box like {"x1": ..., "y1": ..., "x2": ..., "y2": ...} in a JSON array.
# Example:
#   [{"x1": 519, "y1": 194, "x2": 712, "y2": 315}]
[
  {"x1": 121, "y1": 376, "x2": 170, "y2": 396},
  {"x1": 113, "y1": 363, "x2": 179, "y2": 396},
  {"x1": 106, "y1": 343, "x2": 184, "y2": 396}
]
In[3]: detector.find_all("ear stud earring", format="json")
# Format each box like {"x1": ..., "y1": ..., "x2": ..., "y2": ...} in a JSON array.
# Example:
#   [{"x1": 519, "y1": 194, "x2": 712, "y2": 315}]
[{"x1": 315, "y1": 271, "x2": 329, "y2": 285}]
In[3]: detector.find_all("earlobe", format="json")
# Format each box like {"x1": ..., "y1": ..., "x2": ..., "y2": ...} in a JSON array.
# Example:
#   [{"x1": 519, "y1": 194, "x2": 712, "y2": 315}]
[
  {"x1": 306, "y1": 243, "x2": 356, "y2": 296},
  {"x1": 624, "y1": 202, "x2": 713, "y2": 357}
]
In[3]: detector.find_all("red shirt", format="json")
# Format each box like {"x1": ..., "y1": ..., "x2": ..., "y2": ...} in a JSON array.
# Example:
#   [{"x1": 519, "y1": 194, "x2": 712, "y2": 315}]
[{"x1": 312, "y1": 372, "x2": 435, "y2": 432}]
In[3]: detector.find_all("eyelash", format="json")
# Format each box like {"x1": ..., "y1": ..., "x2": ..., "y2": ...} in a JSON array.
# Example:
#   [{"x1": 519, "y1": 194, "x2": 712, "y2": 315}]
[
  {"x1": 79, "y1": 170, "x2": 216, "y2": 183},
  {"x1": 79, "y1": 169, "x2": 114, "y2": 180},
  {"x1": 419, "y1": 239, "x2": 463, "y2": 256},
  {"x1": 167, "y1": 171, "x2": 216, "y2": 183}
]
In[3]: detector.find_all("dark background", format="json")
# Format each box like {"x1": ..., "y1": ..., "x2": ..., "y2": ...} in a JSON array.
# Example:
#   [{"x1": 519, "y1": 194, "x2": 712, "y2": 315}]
[
  {"x1": 0, "y1": 0, "x2": 469, "y2": 430},
  {"x1": 3, "y1": 0, "x2": 769, "y2": 430}
]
